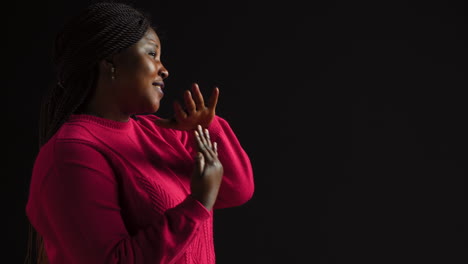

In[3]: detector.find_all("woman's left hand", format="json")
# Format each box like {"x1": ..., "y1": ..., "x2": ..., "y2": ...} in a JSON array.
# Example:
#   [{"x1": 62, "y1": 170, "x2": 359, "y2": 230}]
[{"x1": 154, "y1": 83, "x2": 219, "y2": 130}]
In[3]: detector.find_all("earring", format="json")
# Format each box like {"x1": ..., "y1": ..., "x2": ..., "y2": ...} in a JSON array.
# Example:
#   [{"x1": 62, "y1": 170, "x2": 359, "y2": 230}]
[{"x1": 111, "y1": 66, "x2": 115, "y2": 80}]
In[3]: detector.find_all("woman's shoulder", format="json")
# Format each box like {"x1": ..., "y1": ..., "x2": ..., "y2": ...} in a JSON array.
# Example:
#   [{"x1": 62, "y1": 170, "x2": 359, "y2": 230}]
[
  {"x1": 44, "y1": 115, "x2": 131, "y2": 154},
  {"x1": 134, "y1": 114, "x2": 179, "y2": 136}
]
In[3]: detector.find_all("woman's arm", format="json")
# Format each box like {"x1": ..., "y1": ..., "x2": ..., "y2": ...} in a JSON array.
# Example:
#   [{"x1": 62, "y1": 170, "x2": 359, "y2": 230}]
[
  {"x1": 153, "y1": 84, "x2": 254, "y2": 209},
  {"x1": 43, "y1": 141, "x2": 210, "y2": 264},
  {"x1": 208, "y1": 116, "x2": 255, "y2": 209},
  {"x1": 176, "y1": 116, "x2": 255, "y2": 209}
]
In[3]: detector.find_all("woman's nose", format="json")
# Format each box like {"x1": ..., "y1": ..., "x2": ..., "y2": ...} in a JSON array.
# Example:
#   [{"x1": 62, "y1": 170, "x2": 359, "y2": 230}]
[{"x1": 159, "y1": 65, "x2": 169, "y2": 79}]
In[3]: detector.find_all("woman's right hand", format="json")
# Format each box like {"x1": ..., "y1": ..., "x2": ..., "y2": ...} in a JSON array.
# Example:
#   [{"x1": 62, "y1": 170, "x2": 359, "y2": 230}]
[{"x1": 190, "y1": 124, "x2": 224, "y2": 211}]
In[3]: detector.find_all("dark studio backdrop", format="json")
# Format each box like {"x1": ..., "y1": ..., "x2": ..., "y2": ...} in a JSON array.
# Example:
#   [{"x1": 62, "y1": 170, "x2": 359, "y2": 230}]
[{"x1": 5, "y1": 0, "x2": 466, "y2": 263}]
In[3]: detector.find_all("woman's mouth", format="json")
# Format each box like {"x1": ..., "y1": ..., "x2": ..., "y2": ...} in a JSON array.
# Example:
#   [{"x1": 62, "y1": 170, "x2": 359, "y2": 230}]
[{"x1": 152, "y1": 82, "x2": 164, "y2": 95}]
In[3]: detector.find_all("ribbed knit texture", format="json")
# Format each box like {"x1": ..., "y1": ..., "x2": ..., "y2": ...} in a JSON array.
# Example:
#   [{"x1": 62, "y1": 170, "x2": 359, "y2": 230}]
[{"x1": 26, "y1": 114, "x2": 254, "y2": 264}]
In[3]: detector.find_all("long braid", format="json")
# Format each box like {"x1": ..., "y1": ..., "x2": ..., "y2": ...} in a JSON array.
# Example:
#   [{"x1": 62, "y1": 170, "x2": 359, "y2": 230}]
[
  {"x1": 38, "y1": 68, "x2": 98, "y2": 148},
  {"x1": 25, "y1": 1, "x2": 152, "y2": 263}
]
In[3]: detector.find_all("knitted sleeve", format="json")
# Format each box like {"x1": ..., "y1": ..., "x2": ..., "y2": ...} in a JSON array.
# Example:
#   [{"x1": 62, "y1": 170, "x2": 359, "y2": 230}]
[
  {"x1": 43, "y1": 140, "x2": 210, "y2": 264},
  {"x1": 176, "y1": 115, "x2": 255, "y2": 209}
]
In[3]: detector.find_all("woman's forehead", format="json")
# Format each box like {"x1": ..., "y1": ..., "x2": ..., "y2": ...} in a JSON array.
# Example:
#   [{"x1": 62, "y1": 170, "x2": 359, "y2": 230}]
[{"x1": 144, "y1": 28, "x2": 159, "y2": 42}]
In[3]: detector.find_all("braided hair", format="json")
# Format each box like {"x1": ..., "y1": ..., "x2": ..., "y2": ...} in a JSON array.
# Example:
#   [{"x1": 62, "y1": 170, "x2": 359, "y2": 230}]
[{"x1": 25, "y1": 2, "x2": 152, "y2": 263}]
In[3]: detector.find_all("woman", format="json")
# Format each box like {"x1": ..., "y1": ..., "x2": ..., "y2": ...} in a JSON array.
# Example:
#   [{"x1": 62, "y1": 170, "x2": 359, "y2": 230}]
[{"x1": 24, "y1": 2, "x2": 254, "y2": 263}]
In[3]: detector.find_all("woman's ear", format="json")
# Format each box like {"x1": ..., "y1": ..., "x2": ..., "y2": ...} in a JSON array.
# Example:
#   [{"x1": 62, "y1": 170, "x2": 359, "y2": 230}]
[
  {"x1": 98, "y1": 57, "x2": 116, "y2": 81},
  {"x1": 99, "y1": 57, "x2": 113, "y2": 71},
  {"x1": 104, "y1": 57, "x2": 114, "y2": 67}
]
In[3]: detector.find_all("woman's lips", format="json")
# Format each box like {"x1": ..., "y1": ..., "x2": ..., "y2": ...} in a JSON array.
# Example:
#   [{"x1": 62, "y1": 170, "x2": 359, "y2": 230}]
[
  {"x1": 154, "y1": 85, "x2": 163, "y2": 95},
  {"x1": 152, "y1": 82, "x2": 164, "y2": 95},
  {"x1": 152, "y1": 81, "x2": 165, "y2": 89}
]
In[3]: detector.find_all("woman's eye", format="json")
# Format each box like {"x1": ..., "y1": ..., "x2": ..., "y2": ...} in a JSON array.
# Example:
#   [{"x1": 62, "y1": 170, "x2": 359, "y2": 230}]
[{"x1": 149, "y1": 52, "x2": 157, "y2": 57}]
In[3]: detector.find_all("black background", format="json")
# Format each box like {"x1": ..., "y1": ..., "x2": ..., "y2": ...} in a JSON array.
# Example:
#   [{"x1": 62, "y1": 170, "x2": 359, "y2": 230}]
[{"x1": 6, "y1": 0, "x2": 466, "y2": 263}]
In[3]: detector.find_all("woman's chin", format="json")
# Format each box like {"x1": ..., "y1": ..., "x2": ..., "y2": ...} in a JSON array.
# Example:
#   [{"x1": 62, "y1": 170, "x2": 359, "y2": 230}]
[{"x1": 150, "y1": 103, "x2": 160, "y2": 113}]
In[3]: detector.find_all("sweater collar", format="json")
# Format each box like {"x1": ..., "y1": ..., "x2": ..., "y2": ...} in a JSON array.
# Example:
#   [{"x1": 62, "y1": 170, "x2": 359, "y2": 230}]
[{"x1": 68, "y1": 114, "x2": 135, "y2": 131}]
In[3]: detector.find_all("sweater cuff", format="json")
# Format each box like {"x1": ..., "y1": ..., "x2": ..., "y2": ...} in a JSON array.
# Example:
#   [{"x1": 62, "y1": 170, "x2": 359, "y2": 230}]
[{"x1": 177, "y1": 195, "x2": 212, "y2": 221}]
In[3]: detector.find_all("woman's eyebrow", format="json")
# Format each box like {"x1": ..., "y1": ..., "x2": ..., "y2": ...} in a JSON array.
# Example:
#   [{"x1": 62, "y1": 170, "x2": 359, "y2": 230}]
[{"x1": 146, "y1": 38, "x2": 159, "y2": 48}]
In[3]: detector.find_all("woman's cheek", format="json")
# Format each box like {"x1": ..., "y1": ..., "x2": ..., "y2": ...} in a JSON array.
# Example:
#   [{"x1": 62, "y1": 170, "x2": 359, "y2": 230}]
[{"x1": 146, "y1": 60, "x2": 157, "y2": 76}]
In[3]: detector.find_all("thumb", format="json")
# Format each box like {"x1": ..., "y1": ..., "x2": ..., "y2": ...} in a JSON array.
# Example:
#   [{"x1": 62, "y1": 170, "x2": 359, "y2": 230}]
[{"x1": 154, "y1": 117, "x2": 175, "y2": 128}]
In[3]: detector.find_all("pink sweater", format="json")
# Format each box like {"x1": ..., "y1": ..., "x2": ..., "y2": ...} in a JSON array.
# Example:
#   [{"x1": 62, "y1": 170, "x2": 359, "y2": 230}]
[{"x1": 25, "y1": 114, "x2": 254, "y2": 264}]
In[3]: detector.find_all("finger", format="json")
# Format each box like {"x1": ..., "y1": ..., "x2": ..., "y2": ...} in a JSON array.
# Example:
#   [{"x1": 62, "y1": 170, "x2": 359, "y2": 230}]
[
  {"x1": 204, "y1": 128, "x2": 213, "y2": 149},
  {"x1": 191, "y1": 83, "x2": 205, "y2": 110},
  {"x1": 213, "y1": 141, "x2": 218, "y2": 155},
  {"x1": 154, "y1": 117, "x2": 175, "y2": 128},
  {"x1": 198, "y1": 125, "x2": 216, "y2": 158},
  {"x1": 198, "y1": 125, "x2": 217, "y2": 159},
  {"x1": 197, "y1": 125, "x2": 209, "y2": 147},
  {"x1": 195, "y1": 128, "x2": 214, "y2": 160},
  {"x1": 174, "y1": 101, "x2": 187, "y2": 120},
  {"x1": 207, "y1": 87, "x2": 219, "y2": 111},
  {"x1": 184, "y1": 90, "x2": 197, "y2": 113},
  {"x1": 194, "y1": 130, "x2": 205, "y2": 152}
]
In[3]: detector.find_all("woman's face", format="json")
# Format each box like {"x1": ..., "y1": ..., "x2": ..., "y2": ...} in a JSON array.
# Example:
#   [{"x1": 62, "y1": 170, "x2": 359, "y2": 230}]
[{"x1": 111, "y1": 27, "x2": 169, "y2": 115}]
